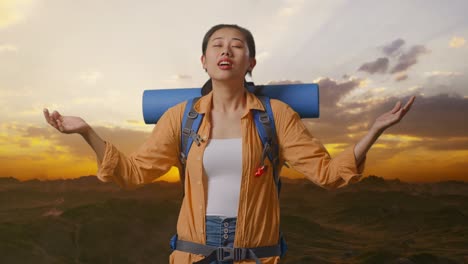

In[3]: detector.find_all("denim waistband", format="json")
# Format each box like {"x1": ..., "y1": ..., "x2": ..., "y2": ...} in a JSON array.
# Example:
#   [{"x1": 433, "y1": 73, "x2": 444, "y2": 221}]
[
  {"x1": 205, "y1": 216, "x2": 236, "y2": 247},
  {"x1": 205, "y1": 216, "x2": 237, "y2": 264}
]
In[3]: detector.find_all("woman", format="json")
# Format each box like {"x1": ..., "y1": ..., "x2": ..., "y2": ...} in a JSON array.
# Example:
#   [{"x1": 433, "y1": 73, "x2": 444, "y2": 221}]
[{"x1": 44, "y1": 24, "x2": 415, "y2": 264}]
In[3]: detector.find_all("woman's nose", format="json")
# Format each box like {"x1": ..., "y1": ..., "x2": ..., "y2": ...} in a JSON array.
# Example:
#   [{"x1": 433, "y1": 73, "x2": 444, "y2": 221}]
[{"x1": 221, "y1": 49, "x2": 231, "y2": 57}]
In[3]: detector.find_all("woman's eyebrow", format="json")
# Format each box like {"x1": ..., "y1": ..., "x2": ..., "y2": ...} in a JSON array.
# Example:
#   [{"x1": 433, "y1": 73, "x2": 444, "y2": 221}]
[{"x1": 211, "y1": 37, "x2": 244, "y2": 42}]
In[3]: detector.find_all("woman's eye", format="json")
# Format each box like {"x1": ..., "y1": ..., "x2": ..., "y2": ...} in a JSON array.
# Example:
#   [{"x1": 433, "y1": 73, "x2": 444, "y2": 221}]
[{"x1": 213, "y1": 44, "x2": 222, "y2": 47}]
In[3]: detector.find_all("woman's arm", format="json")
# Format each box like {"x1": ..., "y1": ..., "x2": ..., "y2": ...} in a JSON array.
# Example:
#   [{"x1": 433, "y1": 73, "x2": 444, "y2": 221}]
[
  {"x1": 354, "y1": 96, "x2": 416, "y2": 165},
  {"x1": 81, "y1": 127, "x2": 106, "y2": 164},
  {"x1": 44, "y1": 108, "x2": 106, "y2": 163},
  {"x1": 274, "y1": 95, "x2": 415, "y2": 189},
  {"x1": 43, "y1": 105, "x2": 182, "y2": 189}
]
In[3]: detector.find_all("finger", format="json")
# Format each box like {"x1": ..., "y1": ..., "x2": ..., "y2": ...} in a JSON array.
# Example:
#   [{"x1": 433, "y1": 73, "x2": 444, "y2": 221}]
[
  {"x1": 51, "y1": 111, "x2": 64, "y2": 128},
  {"x1": 51, "y1": 110, "x2": 62, "y2": 121},
  {"x1": 396, "y1": 107, "x2": 405, "y2": 118},
  {"x1": 56, "y1": 119, "x2": 65, "y2": 132},
  {"x1": 43, "y1": 109, "x2": 59, "y2": 129},
  {"x1": 43, "y1": 108, "x2": 51, "y2": 123},
  {"x1": 391, "y1": 101, "x2": 401, "y2": 114},
  {"x1": 403, "y1": 96, "x2": 416, "y2": 111},
  {"x1": 397, "y1": 97, "x2": 414, "y2": 122}
]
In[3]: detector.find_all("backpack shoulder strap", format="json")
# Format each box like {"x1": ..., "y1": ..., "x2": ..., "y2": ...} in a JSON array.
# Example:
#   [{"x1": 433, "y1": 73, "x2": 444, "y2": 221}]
[
  {"x1": 252, "y1": 96, "x2": 282, "y2": 196},
  {"x1": 180, "y1": 97, "x2": 203, "y2": 196},
  {"x1": 254, "y1": 96, "x2": 286, "y2": 256}
]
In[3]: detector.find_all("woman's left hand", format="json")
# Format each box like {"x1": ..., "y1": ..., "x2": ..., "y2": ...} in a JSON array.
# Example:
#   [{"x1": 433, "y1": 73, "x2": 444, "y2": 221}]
[{"x1": 370, "y1": 96, "x2": 416, "y2": 133}]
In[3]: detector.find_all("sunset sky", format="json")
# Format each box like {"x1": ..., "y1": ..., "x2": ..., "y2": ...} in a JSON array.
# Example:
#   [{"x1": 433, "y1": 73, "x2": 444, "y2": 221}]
[{"x1": 1, "y1": 0, "x2": 467, "y2": 183}]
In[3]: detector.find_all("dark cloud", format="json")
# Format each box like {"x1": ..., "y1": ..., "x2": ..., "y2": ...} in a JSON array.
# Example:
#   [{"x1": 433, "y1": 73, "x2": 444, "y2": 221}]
[
  {"x1": 356, "y1": 40, "x2": 429, "y2": 81},
  {"x1": 303, "y1": 88, "x2": 468, "y2": 147},
  {"x1": 362, "y1": 93, "x2": 468, "y2": 138},
  {"x1": 382, "y1": 38, "x2": 405, "y2": 56},
  {"x1": 421, "y1": 71, "x2": 467, "y2": 97},
  {"x1": 93, "y1": 127, "x2": 151, "y2": 155},
  {"x1": 358, "y1": 57, "x2": 389, "y2": 74},
  {"x1": 302, "y1": 78, "x2": 364, "y2": 143},
  {"x1": 268, "y1": 78, "x2": 361, "y2": 139},
  {"x1": 171, "y1": 76, "x2": 468, "y2": 145},
  {"x1": 265, "y1": 77, "x2": 360, "y2": 108},
  {"x1": 423, "y1": 138, "x2": 468, "y2": 151},
  {"x1": 394, "y1": 73, "x2": 408, "y2": 82},
  {"x1": 304, "y1": 118, "x2": 356, "y2": 144},
  {"x1": 265, "y1": 78, "x2": 362, "y2": 143},
  {"x1": 315, "y1": 77, "x2": 361, "y2": 108},
  {"x1": 390, "y1": 45, "x2": 430, "y2": 74},
  {"x1": 25, "y1": 126, "x2": 53, "y2": 139}
]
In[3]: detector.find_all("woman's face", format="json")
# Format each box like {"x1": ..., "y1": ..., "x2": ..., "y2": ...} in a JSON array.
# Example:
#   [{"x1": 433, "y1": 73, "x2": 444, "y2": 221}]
[{"x1": 201, "y1": 27, "x2": 256, "y2": 83}]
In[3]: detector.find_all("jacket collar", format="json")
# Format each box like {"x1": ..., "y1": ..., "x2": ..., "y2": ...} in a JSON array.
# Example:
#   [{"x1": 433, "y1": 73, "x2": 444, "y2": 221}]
[{"x1": 193, "y1": 90, "x2": 265, "y2": 115}]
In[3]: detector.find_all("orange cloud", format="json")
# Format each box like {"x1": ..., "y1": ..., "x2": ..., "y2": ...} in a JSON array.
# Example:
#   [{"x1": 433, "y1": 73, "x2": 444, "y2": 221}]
[
  {"x1": 449, "y1": 36, "x2": 466, "y2": 48},
  {"x1": 365, "y1": 147, "x2": 468, "y2": 182},
  {"x1": 1, "y1": 119, "x2": 467, "y2": 183}
]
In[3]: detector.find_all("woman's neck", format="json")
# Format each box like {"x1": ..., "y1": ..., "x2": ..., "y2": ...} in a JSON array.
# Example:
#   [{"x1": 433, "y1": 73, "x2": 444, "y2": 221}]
[{"x1": 211, "y1": 79, "x2": 246, "y2": 113}]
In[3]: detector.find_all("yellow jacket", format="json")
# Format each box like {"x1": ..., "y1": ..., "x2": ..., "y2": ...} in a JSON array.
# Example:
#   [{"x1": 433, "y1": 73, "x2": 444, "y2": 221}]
[{"x1": 97, "y1": 91, "x2": 365, "y2": 264}]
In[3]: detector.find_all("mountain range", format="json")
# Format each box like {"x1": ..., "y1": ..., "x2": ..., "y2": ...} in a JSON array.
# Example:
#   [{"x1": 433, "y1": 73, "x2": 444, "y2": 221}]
[{"x1": 0, "y1": 175, "x2": 467, "y2": 263}]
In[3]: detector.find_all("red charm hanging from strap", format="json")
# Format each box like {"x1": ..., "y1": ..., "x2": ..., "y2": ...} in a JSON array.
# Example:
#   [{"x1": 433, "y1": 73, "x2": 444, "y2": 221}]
[{"x1": 255, "y1": 165, "x2": 268, "y2": 177}]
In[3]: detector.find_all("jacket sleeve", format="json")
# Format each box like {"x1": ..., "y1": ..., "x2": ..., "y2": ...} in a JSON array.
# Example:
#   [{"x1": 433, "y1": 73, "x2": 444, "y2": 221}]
[
  {"x1": 96, "y1": 103, "x2": 184, "y2": 189},
  {"x1": 273, "y1": 100, "x2": 365, "y2": 189}
]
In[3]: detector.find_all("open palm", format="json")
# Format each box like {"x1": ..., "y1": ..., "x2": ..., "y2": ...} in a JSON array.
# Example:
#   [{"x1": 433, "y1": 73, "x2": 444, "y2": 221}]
[
  {"x1": 372, "y1": 96, "x2": 416, "y2": 133},
  {"x1": 43, "y1": 109, "x2": 90, "y2": 135}
]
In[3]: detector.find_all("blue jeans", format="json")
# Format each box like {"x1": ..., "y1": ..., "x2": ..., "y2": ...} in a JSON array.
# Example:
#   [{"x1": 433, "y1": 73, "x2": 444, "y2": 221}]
[{"x1": 205, "y1": 215, "x2": 237, "y2": 264}]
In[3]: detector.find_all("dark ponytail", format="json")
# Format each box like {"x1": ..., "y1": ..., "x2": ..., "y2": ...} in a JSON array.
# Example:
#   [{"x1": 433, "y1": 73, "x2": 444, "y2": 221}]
[{"x1": 201, "y1": 79, "x2": 213, "y2": 96}]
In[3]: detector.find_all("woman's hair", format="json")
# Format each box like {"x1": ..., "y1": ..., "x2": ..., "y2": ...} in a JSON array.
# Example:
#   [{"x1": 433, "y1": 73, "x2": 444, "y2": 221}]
[{"x1": 201, "y1": 24, "x2": 256, "y2": 96}]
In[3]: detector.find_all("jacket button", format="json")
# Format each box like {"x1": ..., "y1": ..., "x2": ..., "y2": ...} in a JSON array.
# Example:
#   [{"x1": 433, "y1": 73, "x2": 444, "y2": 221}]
[
  {"x1": 223, "y1": 222, "x2": 229, "y2": 227},
  {"x1": 223, "y1": 234, "x2": 229, "y2": 239}
]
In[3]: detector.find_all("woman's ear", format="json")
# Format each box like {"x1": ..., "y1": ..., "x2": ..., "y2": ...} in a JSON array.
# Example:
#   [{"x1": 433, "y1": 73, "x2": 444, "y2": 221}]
[
  {"x1": 201, "y1": 55, "x2": 207, "y2": 71},
  {"x1": 248, "y1": 58, "x2": 257, "y2": 72}
]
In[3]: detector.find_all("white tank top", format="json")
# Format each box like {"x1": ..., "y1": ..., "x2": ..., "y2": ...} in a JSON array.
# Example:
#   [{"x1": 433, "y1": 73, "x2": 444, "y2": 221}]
[{"x1": 203, "y1": 138, "x2": 242, "y2": 217}]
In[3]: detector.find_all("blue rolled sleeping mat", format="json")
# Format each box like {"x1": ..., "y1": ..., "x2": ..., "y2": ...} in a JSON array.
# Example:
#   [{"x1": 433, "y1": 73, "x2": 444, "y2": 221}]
[{"x1": 142, "y1": 83, "x2": 319, "y2": 124}]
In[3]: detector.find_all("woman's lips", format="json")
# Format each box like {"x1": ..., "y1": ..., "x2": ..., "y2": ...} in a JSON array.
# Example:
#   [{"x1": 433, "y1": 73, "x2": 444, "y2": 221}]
[
  {"x1": 218, "y1": 58, "x2": 233, "y2": 70},
  {"x1": 218, "y1": 64, "x2": 233, "y2": 70}
]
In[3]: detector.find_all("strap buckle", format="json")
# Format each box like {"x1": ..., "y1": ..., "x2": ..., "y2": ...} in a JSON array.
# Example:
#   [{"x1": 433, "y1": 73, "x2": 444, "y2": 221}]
[
  {"x1": 182, "y1": 127, "x2": 192, "y2": 136},
  {"x1": 259, "y1": 113, "x2": 270, "y2": 123},
  {"x1": 216, "y1": 247, "x2": 245, "y2": 261},
  {"x1": 217, "y1": 247, "x2": 233, "y2": 261},
  {"x1": 188, "y1": 111, "x2": 198, "y2": 119},
  {"x1": 179, "y1": 152, "x2": 187, "y2": 165},
  {"x1": 182, "y1": 128, "x2": 203, "y2": 146}
]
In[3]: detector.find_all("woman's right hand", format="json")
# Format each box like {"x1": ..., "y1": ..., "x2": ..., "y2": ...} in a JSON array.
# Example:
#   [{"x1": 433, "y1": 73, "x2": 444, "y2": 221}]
[{"x1": 43, "y1": 108, "x2": 90, "y2": 135}]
